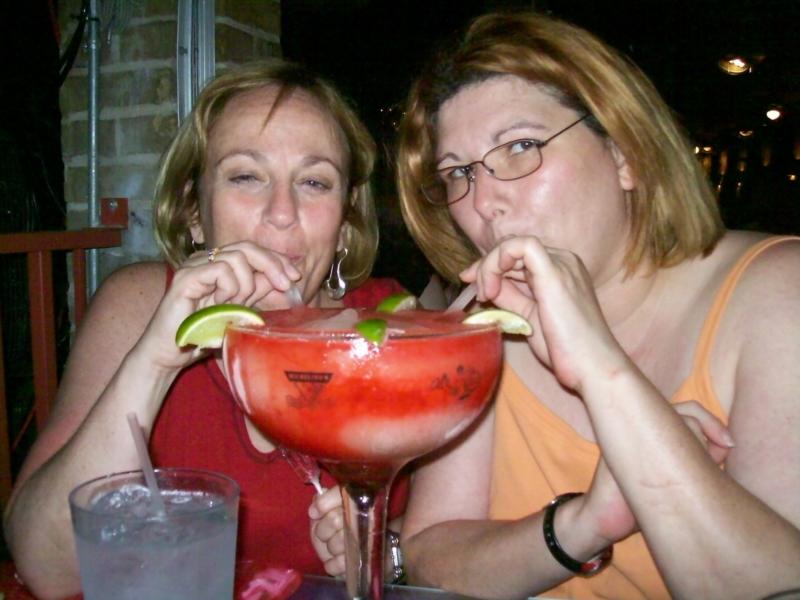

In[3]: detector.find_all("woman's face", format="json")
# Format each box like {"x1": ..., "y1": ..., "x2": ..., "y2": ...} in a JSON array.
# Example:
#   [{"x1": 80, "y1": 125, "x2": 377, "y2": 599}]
[
  {"x1": 435, "y1": 75, "x2": 634, "y2": 284},
  {"x1": 195, "y1": 86, "x2": 349, "y2": 305}
]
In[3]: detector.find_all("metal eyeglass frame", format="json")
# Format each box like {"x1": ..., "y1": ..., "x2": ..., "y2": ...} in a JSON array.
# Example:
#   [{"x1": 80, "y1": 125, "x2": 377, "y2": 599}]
[{"x1": 422, "y1": 113, "x2": 590, "y2": 206}]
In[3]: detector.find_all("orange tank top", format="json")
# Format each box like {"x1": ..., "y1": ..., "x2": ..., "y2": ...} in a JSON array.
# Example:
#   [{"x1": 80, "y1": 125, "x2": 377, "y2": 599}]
[{"x1": 489, "y1": 236, "x2": 799, "y2": 599}]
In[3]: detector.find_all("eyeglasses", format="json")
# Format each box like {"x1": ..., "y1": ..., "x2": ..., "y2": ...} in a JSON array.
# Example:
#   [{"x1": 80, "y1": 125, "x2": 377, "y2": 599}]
[{"x1": 421, "y1": 113, "x2": 589, "y2": 205}]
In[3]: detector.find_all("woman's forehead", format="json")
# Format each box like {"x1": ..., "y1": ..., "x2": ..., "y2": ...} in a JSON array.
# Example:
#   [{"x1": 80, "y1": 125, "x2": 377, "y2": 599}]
[
  {"x1": 207, "y1": 86, "x2": 348, "y2": 160},
  {"x1": 435, "y1": 77, "x2": 569, "y2": 146}
]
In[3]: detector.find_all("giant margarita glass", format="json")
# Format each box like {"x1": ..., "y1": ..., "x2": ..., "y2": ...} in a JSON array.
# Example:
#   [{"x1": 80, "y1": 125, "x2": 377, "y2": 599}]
[{"x1": 223, "y1": 307, "x2": 503, "y2": 599}]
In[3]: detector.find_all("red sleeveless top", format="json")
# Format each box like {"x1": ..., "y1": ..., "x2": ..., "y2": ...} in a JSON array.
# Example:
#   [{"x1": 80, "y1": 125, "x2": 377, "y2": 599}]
[{"x1": 150, "y1": 275, "x2": 407, "y2": 575}]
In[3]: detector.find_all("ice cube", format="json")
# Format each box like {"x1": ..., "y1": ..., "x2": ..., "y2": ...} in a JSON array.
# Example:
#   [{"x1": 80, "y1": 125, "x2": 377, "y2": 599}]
[{"x1": 300, "y1": 308, "x2": 360, "y2": 331}]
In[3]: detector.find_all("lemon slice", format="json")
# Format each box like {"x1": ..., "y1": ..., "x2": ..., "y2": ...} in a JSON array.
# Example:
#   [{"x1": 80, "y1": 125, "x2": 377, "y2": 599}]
[
  {"x1": 175, "y1": 304, "x2": 265, "y2": 349},
  {"x1": 376, "y1": 292, "x2": 418, "y2": 313},
  {"x1": 463, "y1": 309, "x2": 533, "y2": 335},
  {"x1": 354, "y1": 318, "x2": 388, "y2": 345}
]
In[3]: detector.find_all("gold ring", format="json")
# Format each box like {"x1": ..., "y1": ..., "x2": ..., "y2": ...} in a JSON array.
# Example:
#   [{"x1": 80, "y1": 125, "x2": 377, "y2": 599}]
[{"x1": 207, "y1": 247, "x2": 220, "y2": 263}]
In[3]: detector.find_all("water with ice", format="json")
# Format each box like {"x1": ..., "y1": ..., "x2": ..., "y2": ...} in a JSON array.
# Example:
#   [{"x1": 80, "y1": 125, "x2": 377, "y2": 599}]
[{"x1": 73, "y1": 484, "x2": 237, "y2": 600}]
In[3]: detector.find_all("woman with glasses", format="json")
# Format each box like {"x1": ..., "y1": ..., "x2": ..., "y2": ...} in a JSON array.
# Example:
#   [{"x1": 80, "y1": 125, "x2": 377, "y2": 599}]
[{"x1": 393, "y1": 11, "x2": 800, "y2": 599}]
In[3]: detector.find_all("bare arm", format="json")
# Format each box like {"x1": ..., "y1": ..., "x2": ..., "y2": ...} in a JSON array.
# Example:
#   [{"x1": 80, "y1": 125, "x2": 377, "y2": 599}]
[
  {"x1": 4, "y1": 242, "x2": 304, "y2": 599},
  {"x1": 401, "y1": 405, "x2": 612, "y2": 598},
  {"x1": 445, "y1": 234, "x2": 799, "y2": 599},
  {"x1": 3, "y1": 262, "x2": 172, "y2": 599},
  {"x1": 583, "y1": 241, "x2": 800, "y2": 599}
]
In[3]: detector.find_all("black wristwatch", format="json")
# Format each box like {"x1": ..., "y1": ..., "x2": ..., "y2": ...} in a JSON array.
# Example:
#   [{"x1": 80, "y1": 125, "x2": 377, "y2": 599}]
[{"x1": 386, "y1": 529, "x2": 407, "y2": 585}]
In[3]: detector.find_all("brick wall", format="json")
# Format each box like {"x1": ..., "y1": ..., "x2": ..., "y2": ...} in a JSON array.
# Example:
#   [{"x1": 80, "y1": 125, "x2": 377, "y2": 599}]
[{"x1": 58, "y1": 0, "x2": 281, "y2": 281}]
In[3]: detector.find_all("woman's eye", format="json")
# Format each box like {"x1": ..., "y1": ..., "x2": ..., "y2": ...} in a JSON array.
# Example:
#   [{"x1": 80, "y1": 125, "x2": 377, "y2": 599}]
[
  {"x1": 301, "y1": 178, "x2": 333, "y2": 191},
  {"x1": 507, "y1": 140, "x2": 537, "y2": 156},
  {"x1": 229, "y1": 173, "x2": 259, "y2": 185},
  {"x1": 443, "y1": 166, "x2": 468, "y2": 181}
]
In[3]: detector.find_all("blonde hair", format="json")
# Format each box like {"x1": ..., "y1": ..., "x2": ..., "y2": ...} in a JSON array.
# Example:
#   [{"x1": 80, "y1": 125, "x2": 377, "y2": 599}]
[
  {"x1": 397, "y1": 11, "x2": 724, "y2": 282},
  {"x1": 154, "y1": 59, "x2": 378, "y2": 288}
]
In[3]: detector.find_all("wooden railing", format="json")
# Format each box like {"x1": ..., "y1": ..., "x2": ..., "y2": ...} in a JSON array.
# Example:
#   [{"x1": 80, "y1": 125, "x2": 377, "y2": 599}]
[{"x1": 0, "y1": 228, "x2": 124, "y2": 504}]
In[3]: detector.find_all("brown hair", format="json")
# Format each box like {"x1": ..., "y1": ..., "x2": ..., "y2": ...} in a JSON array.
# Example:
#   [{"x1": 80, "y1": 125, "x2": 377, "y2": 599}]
[
  {"x1": 397, "y1": 11, "x2": 724, "y2": 282},
  {"x1": 154, "y1": 59, "x2": 378, "y2": 288}
]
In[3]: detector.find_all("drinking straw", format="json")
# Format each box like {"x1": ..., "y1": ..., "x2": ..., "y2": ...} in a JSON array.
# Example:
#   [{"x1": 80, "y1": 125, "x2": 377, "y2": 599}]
[
  {"x1": 445, "y1": 282, "x2": 477, "y2": 313},
  {"x1": 286, "y1": 284, "x2": 303, "y2": 307},
  {"x1": 126, "y1": 412, "x2": 167, "y2": 516},
  {"x1": 279, "y1": 447, "x2": 324, "y2": 494}
]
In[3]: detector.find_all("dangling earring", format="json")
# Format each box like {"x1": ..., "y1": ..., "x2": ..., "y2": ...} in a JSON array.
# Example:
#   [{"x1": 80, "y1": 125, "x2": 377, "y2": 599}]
[
  {"x1": 325, "y1": 248, "x2": 348, "y2": 300},
  {"x1": 191, "y1": 238, "x2": 206, "y2": 252}
]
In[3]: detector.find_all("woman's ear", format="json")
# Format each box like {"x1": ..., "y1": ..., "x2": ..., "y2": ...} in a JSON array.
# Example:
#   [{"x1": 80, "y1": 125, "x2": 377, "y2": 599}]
[
  {"x1": 189, "y1": 218, "x2": 204, "y2": 247},
  {"x1": 609, "y1": 141, "x2": 636, "y2": 191},
  {"x1": 336, "y1": 220, "x2": 349, "y2": 253},
  {"x1": 185, "y1": 180, "x2": 205, "y2": 245}
]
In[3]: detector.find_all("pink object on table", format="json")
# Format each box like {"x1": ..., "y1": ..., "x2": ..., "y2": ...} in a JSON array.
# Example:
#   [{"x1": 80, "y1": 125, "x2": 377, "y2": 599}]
[{"x1": 238, "y1": 566, "x2": 302, "y2": 600}]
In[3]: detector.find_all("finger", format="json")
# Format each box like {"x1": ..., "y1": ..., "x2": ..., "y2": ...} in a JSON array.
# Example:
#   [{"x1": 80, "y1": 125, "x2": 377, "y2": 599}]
[
  {"x1": 309, "y1": 486, "x2": 343, "y2": 520},
  {"x1": 476, "y1": 237, "x2": 549, "y2": 299},
  {"x1": 707, "y1": 442, "x2": 731, "y2": 466},
  {"x1": 209, "y1": 263, "x2": 241, "y2": 305},
  {"x1": 324, "y1": 554, "x2": 346, "y2": 577},
  {"x1": 312, "y1": 508, "x2": 345, "y2": 543},
  {"x1": 324, "y1": 528, "x2": 345, "y2": 557},
  {"x1": 682, "y1": 415, "x2": 705, "y2": 447},
  {"x1": 674, "y1": 401, "x2": 735, "y2": 449},
  {"x1": 172, "y1": 261, "x2": 240, "y2": 305},
  {"x1": 208, "y1": 249, "x2": 256, "y2": 304},
  {"x1": 230, "y1": 242, "x2": 302, "y2": 284}
]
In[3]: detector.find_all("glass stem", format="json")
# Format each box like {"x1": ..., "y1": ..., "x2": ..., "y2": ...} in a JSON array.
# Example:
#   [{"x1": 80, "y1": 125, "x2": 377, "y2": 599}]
[{"x1": 341, "y1": 479, "x2": 392, "y2": 600}]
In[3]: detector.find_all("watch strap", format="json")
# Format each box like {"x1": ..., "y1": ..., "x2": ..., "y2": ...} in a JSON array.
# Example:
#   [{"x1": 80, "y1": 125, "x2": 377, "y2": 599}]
[{"x1": 543, "y1": 493, "x2": 613, "y2": 576}]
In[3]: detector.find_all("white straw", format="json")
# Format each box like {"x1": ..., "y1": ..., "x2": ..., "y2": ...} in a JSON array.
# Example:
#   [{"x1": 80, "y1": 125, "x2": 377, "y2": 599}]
[
  {"x1": 286, "y1": 284, "x2": 303, "y2": 307},
  {"x1": 445, "y1": 283, "x2": 477, "y2": 313},
  {"x1": 126, "y1": 412, "x2": 166, "y2": 516}
]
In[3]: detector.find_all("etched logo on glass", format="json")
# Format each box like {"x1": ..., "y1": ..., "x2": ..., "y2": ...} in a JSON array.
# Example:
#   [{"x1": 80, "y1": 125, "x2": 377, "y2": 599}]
[{"x1": 285, "y1": 371, "x2": 333, "y2": 408}]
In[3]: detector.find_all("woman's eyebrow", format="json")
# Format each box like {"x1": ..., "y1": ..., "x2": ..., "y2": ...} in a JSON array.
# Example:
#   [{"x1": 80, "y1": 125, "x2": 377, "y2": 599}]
[
  {"x1": 300, "y1": 155, "x2": 344, "y2": 176},
  {"x1": 435, "y1": 120, "x2": 548, "y2": 166},
  {"x1": 492, "y1": 120, "x2": 547, "y2": 143},
  {"x1": 214, "y1": 149, "x2": 262, "y2": 168}
]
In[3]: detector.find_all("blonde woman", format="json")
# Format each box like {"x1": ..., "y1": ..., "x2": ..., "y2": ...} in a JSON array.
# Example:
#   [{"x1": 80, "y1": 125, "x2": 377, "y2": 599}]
[{"x1": 5, "y1": 60, "x2": 405, "y2": 599}]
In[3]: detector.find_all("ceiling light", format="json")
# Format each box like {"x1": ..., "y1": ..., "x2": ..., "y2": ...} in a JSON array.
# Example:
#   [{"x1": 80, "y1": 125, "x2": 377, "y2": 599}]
[
  {"x1": 718, "y1": 55, "x2": 751, "y2": 75},
  {"x1": 766, "y1": 107, "x2": 783, "y2": 121}
]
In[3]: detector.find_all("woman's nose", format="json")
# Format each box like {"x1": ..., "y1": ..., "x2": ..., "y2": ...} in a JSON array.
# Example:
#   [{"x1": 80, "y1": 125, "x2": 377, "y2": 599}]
[
  {"x1": 263, "y1": 183, "x2": 298, "y2": 230},
  {"x1": 470, "y1": 167, "x2": 508, "y2": 221}
]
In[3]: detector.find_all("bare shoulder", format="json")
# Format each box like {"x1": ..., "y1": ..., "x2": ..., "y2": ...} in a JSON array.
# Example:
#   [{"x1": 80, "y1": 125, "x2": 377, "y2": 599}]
[
  {"x1": 63, "y1": 260, "x2": 169, "y2": 398},
  {"x1": 82, "y1": 261, "x2": 168, "y2": 336},
  {"x1": 65, "y1": 261, "x2": 169, "y2": 378},
  {"x1": 13, "y1": 262, "x2": 170, "y2": 487},
  {"x1": 714, "y1": 231, "x2": 800, "y2": 323},
  {"x1": 714, "y1": 233, "x2": 800, "y2": 524},
  {"x1": 92, "y1": 261, "x2": 168, "y2": 312}
]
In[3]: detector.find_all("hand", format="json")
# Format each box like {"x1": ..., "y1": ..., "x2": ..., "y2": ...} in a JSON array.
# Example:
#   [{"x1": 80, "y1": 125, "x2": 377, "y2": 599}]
[
  {"x1": 583, "y1": 400, "x2": 734, "y2": 545},
  {"x1": 138, "y1": 241, "x2": 302, "y2": 372},
  {"x1": 460, "y1": 236, "x2": 625, "y2": 392},
  {"x1": 309, "y1": 486, "x2": 346, "y2": 576}
]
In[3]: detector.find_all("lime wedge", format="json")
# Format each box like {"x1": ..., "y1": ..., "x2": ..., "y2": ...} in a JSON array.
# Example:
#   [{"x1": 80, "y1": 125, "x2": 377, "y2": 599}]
[
  {"x1": 354, "y1": 318, "x2": 388, "y2": 345},
  {"x1": 175, "y1": 304, "x2": 265, "y2": 349},
  {"x1": 376, "y1": 292, "x2": 418, "y2": 313},
  {"x1": 463, "y1": 309, "x2": 533, "y2": 335}
]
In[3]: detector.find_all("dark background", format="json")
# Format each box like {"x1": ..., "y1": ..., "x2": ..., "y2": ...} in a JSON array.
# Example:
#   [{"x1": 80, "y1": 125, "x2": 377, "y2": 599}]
[{"x1": 282, "y1": 0, "x2": 800, "y2": 293}]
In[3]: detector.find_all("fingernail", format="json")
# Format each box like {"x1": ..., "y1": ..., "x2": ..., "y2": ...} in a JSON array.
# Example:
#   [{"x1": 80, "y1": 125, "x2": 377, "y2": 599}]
[
  {"x1": 276, "y1": 272, "x2": 291, "y2": 288},
  {"x1": 287, "y1": 264, "x2": 301, "y2": 279},
  {"x1": 721, "y1": 430, "x2": 735, "y2": 448}
]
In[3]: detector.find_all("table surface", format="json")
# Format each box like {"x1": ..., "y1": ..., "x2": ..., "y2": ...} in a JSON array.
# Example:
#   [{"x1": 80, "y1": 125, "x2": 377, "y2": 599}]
[{"x1": 289, "y1": 575, "x2": 483, "y2": 599}]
